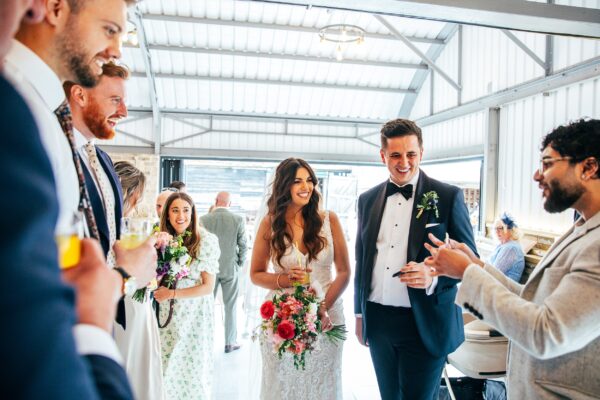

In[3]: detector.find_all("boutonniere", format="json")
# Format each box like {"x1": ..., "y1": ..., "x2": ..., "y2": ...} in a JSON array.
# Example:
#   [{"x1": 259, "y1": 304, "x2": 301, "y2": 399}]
[{"x1": 416, "y1": 191, "x2": 439, "y2": 219}]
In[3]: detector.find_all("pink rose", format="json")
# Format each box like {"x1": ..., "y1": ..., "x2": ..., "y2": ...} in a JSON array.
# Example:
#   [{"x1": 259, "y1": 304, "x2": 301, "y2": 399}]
[{"x1": 277, "y1": 320, "x2": 296, "y2": 340}]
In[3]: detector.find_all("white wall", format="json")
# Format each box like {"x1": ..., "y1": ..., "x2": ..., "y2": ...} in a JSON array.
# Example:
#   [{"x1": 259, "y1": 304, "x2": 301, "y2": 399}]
[{"x1": 497, "y1": 76, "x2": 600, "y2": 233}]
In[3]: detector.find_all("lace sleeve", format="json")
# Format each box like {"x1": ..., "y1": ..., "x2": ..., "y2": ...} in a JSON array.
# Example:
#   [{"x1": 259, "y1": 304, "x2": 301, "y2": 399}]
[
  {"x1": 492, "y1": 244, "x2": 522, "y2": 275},
  {"x1": 197, "y1": 229, "x2": 220, "y2": 275}
]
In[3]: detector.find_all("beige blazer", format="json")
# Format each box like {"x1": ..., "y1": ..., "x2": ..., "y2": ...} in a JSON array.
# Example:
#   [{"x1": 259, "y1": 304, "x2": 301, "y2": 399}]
[{"x1": 457, "y1": 211, "x2": 600, "y2": 399}]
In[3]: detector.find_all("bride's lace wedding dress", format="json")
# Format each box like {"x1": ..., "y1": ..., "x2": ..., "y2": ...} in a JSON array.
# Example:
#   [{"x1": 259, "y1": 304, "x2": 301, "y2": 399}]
[{"x1": 260, "y1": 212, "x2": 345, "y2": 400}]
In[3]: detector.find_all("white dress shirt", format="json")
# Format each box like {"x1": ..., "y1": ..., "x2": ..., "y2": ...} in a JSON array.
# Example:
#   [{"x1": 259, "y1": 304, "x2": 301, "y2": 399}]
[
  {"x1": 3, "y1": 39, "x2": 122, "y2": 364},
  {"x1": 368, "y1": 171, "x2": 437, "y2": 308}
]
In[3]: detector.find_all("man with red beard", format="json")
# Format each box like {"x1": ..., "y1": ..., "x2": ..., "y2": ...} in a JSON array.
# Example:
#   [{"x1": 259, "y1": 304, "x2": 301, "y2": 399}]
[
  {"x1": 65, "y1": 61, "x2": 166, "y2": 400},
  {"x1": 64, "y1": 61, "x2": 128, "y2": 266}
]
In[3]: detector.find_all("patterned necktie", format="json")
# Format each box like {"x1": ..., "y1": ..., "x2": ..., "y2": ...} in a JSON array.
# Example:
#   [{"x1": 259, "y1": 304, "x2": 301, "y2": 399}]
[
  {"x1": 85, "y1": 141, "x2": 117, "y2": 267},
  {"x1": 54, "y1": 100, "x2": 100, "y2": 240}
]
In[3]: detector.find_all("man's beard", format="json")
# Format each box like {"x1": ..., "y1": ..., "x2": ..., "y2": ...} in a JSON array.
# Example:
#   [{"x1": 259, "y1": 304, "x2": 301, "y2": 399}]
[
  {"x1": 82, "y1": 97, "x2": 115, "y2": 140},
  {"x1": 543, "y1": 177, "x2": 584, "y2": 213},
  {"x1": 57, "y1": 19, "x2": 99, "y2": 88}
]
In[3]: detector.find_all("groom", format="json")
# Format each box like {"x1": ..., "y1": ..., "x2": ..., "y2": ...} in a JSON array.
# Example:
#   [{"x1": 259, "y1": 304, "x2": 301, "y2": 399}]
[{"x1": 354, "y1": 118, "x2": 477, "y2": 400}]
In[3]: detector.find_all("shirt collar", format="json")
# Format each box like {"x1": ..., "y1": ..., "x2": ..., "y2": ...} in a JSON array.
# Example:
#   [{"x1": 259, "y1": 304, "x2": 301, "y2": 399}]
[
  {"x1": 388, "y1": 170, "x2": 420, "y2": 190},
  {"x1": 74, "y1": 127, "x2": 94, "y2": 150},
  {"x1": 5, "y1": 39, "x2": 65, "y2": 112}
]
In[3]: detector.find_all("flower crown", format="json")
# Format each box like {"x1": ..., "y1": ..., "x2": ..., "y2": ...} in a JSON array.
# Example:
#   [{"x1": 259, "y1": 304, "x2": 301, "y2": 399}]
[{"x1": 500, "y1": 212, "x2": 517, "y2": 229}]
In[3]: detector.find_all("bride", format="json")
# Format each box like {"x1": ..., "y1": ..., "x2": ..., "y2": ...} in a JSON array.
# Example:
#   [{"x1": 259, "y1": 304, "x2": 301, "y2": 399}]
[{"x1": 250, "y1": 158, "x2": 351, "y2": 400}]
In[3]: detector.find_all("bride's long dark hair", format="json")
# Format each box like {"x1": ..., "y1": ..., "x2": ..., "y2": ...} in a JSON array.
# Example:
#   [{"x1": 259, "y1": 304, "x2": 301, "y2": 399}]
[{"x1": 267, "y1": 158, "x2": 326, "y2": 266}]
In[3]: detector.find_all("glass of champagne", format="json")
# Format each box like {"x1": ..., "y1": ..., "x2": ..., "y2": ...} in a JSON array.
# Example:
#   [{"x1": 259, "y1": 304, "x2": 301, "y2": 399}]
[
  {"x1": 295, "y1": 242, "x2": 310, "y2": 286},
  {"x1": 120, "y1": 217, "x2": 153, "y2": 249},
  {"x1": 56, "y1": 212, "x2": 84, "y2": 269}
]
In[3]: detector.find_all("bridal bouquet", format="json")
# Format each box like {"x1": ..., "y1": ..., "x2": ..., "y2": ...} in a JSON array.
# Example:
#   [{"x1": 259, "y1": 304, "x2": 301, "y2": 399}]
[
  {"x1": 132, "y1": 231, "x2": 192, "y2": 302},
  {"x1": 256, "y1": 284, "x2": 347, "y2": 370}
]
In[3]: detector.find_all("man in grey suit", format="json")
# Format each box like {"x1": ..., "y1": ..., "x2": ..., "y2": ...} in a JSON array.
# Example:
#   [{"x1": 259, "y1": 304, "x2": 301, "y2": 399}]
[
  {"x1": 425, "y1": 119, "x2": 600, "y2": 399},
  {"x1": 201, "y1": 192, "x2": 248, "y2": 353}
]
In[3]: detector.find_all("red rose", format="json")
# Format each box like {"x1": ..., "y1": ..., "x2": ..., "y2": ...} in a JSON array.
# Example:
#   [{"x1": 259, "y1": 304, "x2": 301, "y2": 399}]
[
  {"x1": 260, "y1": 301, "x2": 275, "y2": 319},
  {"x1": 277, "y1": 320, "x2": 296, "y2": 340}
]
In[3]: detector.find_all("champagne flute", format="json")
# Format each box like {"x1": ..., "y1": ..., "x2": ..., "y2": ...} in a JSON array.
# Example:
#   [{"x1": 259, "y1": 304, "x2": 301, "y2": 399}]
[
  {"x1": 56, "y1": 212, "x2": 84, "y2": 269},
  {"x1": 120, "y1": 217, "x2": 153, "y2": 249},
  {"x1": 295, "y1": 242, "x2": 310, "y2": 286}
]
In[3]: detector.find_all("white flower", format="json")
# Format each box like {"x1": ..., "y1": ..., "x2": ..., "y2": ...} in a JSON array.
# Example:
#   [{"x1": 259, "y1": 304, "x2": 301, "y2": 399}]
[
  {"x1": 178, "y1": 254, "x2": 190, "y2": 265},
  {"x1": 308, "y1": 302, "x2": 318, "y2": 316}
]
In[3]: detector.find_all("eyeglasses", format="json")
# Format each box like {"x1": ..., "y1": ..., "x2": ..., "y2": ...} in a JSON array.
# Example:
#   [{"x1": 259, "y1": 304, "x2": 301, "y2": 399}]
[
  {"x1": 161, "y1": 187, "x2": 179, "y2": 193},
  {"x1": 494, "y1": 227, "x2": 504, "y2": 232},
  {"x1": 538, "y1": 157, "x2": 573, "y2": 174}
]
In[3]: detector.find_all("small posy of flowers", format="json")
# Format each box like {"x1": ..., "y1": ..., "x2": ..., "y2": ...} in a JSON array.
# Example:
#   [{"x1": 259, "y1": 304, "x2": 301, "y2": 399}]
[
  {"x1": 416, "y1": 191, "x2": 440, "y2": 219},
  {"x1": 254, "y1": 285, "x2": 347, "y2": 370},
  {"x1": 132, "y1": 230, "x2": 192, "y2": 302}
]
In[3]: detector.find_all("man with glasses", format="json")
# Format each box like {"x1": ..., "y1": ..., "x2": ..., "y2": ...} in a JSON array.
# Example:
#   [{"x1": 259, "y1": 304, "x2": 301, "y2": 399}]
[{"x1": 425, "y1": 118, "x2": 600, "y2": 399}]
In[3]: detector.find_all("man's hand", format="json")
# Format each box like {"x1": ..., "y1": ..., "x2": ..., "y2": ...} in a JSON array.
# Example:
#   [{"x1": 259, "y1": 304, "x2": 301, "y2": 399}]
[
  {"x1": 113, "y1": 235, "x2": 158, "y2": 288},
  {"x1": 62, "y1": 239, "x2": 120, "y2": 333},
  {"x1": 400, "y1": 261, "x2": 433, "y2": 289},
  {"x1": 355, "y1": 317, "x2": 368, "y2": 347},
  {"x1": 427, "y1": 233, "x2": 482, "y2": 266}
]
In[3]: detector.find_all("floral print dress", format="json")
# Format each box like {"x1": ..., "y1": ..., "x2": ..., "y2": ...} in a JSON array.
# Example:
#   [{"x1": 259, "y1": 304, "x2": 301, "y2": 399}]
[{"x1": 159, "y1": 227, "x2": 220, "y2": 400}]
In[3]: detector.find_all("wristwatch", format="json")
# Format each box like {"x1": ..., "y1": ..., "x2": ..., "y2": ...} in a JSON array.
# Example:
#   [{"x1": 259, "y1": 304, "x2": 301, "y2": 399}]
[{"x1": 113, "y1": 266, "x2": 137, "y2": 296}]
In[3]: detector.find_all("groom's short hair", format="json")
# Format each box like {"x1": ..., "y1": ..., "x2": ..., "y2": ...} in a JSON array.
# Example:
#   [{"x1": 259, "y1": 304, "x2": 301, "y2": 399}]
[{"x1": 380, "y1": 118, "x2": 423, "y2": 149}]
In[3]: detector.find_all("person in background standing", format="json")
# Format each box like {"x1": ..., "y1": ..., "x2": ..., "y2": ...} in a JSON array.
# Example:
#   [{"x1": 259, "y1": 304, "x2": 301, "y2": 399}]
[{"x1": 201, "y1": 191, "x2": 248, "y2": 353}]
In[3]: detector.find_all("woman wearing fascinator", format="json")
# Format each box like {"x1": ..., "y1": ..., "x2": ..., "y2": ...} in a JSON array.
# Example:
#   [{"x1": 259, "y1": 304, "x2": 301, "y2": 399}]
[{"x1": 489, "y1": 213, "x2": 525, "y2": 282}]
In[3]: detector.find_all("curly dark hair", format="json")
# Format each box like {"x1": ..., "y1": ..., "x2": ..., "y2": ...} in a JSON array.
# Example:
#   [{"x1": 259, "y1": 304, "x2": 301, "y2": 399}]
[
  {"x1": 267, "y1": 158, "x2": 326, "y2": 266},
  {"x1": 380, "y1": 118, "x2": 423, "y2": 149},
  {"x1": 160, "y1": 192, "x2": 201, "y2": 257},
  {"x1": 542, "y1": 118, "x2": 600, "y2": 178}
]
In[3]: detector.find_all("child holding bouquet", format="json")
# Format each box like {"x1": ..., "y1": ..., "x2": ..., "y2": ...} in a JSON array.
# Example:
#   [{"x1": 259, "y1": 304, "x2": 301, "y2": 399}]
[
  {"x1": 250, "y1": 158, "x2": 351, "y2": 400},
  {"x1": 153, "y1": 192, "x2": 220, "y2": 400}
]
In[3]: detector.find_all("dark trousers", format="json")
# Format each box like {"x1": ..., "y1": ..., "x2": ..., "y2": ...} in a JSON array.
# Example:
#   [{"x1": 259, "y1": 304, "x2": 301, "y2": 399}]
[{"x1": 366, "y1": 301, "x2": 446, "y2": 400}]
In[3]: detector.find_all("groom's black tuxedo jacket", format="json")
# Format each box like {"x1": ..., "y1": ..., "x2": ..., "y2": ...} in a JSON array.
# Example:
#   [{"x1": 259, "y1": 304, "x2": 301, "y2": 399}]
[
  {"x1": 354, "y1": 171, "x2": 478, "y2": 358},
  {"x1": 0, "y1": 75, "x2": 132, "y2": 399}
]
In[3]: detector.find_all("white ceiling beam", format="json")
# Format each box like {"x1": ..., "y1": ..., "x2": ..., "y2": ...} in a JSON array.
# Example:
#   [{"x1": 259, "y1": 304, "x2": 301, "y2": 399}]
[
  {"x1": 129, "y1": 71, "x2": 416, "y2": 94},
  {"x1": 131, "y1": 7, "x2": 161, "y2": 154},
  {"x1": 501, "y1": 30, "x2": 546, "y2": 69},
  {"x1": 416, "y1": 55, "x2": 600, "y2": 127},
  {"x1": 115, "y1": 128, "x2": 155, "y2": 146},
  {"x1": 376, "y1": 15, "x2": 461, "y2": 90},
  {"x1": 123, "y1": 43, "x2": 428, "y2": 70},
  {"x1": 128, "y1": 107, "x2": 385, "y2": 127},
  {"x1": 100, "y1": 145, "x2": 382, "y2": 164},
  {"x1": 397, "y1": 23, "x2": 459, "y2": 117},
  {"x1": 142, "y1": 13, "x2": 444, "y2": 45},
  {"x1": 259, "y1": 0, "x2": 600, "y2": 38}
]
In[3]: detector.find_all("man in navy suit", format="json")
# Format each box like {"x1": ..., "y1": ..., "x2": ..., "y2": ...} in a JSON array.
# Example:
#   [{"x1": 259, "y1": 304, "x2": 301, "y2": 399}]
[
  {"x1": 354, "y1": 119, "x2": 477, "y2": 400},
  {"x1": 64, "y1": 61, "x2": 129, "y2": 260}
]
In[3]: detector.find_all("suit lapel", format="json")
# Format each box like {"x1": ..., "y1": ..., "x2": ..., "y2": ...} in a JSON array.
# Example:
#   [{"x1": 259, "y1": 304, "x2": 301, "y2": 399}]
[
  {"x1": 407, "y1": 171, "x2": 429, "y2": 262},
  {"x1": 96, "y1": 147, "x2": 123, "y2": 237},
  {"x1": 79, "y1": 155, "x2": 109, "y2": 243},
  {"x1": 364, "y1": 182, "x2": 387, "y2": 274}
]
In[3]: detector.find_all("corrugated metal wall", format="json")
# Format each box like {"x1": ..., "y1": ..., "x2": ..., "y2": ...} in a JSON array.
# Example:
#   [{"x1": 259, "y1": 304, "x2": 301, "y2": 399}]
[
  {"x1": 421, "y1": 111, "x2": 486, "y2": 161},
  {"x1": 497, "y1": 76, "x2": 600, "y2": 233}
]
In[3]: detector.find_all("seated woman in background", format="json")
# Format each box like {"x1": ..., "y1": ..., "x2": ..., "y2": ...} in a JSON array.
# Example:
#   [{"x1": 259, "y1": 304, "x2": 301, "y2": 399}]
[{"x1": 489, "y1": 213, "x2": 525, "y2": 282}]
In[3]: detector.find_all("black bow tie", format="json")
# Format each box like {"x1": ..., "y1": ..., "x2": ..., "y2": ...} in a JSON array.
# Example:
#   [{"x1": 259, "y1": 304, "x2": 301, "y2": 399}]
[{"x1": 386, "y1": 182, "x2": 413, "y2": 200}]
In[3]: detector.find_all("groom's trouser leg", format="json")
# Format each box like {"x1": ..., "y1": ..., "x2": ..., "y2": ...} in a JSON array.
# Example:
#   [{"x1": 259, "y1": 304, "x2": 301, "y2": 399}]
[{"x1": 366, "y1": 302, "x2": 446, "y2": 400}]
